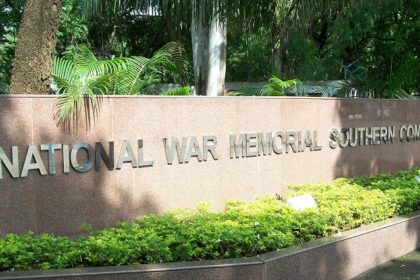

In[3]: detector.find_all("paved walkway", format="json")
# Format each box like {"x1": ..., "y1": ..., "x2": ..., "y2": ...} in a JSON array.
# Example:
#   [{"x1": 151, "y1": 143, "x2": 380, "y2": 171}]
[{"x1": 354, "y1": 250, "x2": 420, "y2": 280}]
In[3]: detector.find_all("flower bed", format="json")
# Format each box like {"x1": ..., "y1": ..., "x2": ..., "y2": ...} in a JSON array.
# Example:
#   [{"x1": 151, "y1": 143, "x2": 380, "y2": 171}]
[{"x1": 1, "y1": 169, "x2": 419, "y2": 272}]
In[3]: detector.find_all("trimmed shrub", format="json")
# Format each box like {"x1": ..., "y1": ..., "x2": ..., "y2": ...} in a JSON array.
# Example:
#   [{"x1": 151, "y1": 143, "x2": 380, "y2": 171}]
[{"x1": 0, "y1": 169, "x2": 419, "y2": 271}]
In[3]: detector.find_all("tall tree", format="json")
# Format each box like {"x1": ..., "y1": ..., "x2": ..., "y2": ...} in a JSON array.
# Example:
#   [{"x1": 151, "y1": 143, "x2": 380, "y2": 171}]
[
  {"x1": 205, "y1": 9, "x2": 227, "y2": 96},
  {"x1": 191, "y1": 0, "x2": 227, "y2": 96},
  {"x1": 9, "y1": 0, "x2": 62, "y2": 94},
  {"x1": 80, "y1": 0, "x2": 227, "y2": 96}
]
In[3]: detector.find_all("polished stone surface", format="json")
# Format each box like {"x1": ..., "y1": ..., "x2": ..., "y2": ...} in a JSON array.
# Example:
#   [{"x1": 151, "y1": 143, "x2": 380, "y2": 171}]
[{"x1": 0, "y1": 96, "x2": 419, "y2": 236}]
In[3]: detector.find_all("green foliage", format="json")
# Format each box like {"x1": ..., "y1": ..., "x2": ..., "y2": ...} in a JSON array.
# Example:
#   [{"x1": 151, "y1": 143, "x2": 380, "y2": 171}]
[
  {"x1": 0, "y1": 82, "x2": 8, "y2": 94},
  {"x1": 52, "y1": 45, "x2": 125, "y2": 125},
  {"x1": 0, "y1": 32, "x2": 15, "y2": 91},
  {"x1": 264, "y1": 76, "x2": 301, "y2": 96},
  {"x1": 52, "y1": 42, "x2": 189, "y2": 125},
  {"x1": 111, "y1": 42, "x2": 189, "y2": 95},
  {"x1": 67, "y1": 0, "x2": 193, "y2": 60},
  {"x1": 162, "y1": 86, "x2": 191, "y2": 96},
  {"x1": 231, "y1": 76, "x2": 300, "y2": 96},
  {"x1": 1, "y1": 169, "x2": 419, "y2": 271},
  {"x1": 286, "y1": 30, "x2": 333, "y2": 81},
  {"x1": 0, "y1": 232, "x2": 76, "y2": 271},
  {"x1": 333, "y1": 0, "x2": 418, "y2": 97},
  {"x1": 0, "y1": 0, "x2": 23, "y2": 89},
  {"x1": 285, "y1": 0, "x2": 419, "y2": 97},
  {"x1": 227, "y1": 28, "x2": 272, "y2": 81},
  {"x1": 56, "y1": 0, "x2": 89, "y2": 56},
  {"x1": 3, "y1": 0, "x2": 418, "y2": 97}
]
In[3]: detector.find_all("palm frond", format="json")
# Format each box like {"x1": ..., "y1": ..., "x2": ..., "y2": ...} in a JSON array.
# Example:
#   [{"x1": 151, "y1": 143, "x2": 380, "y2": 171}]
[
  {"x1": 144, "y1": 41, "x2": 190, "y2": 86},
  {"x1": 73, "y1": 45, "x2": 126, "y2": 78},
  {"x1": 52, "y1": 57, "x2": 77, "y2": 85},
  {"x1": 162, "y1": 86, "x2": 191, "y2": 96},
  {"x1": 52, "y1": 45, "x2": 122, "y2": 127},
  {"x1": 113, "y1": 41, "x2": 189, "y2": 94},
  {"x1": 293, "y1": 81, "x2": 340, "y2": 97},
  {"x1": 229, "y1": 77, "x2": 301, "y2": 96},
  {"x1": 335, "y1": 77, "x2": 415, "y2": 99},
  {"x1": 263, "y1": 76, "x2": 301, "y2": 96},
  {"x1": 393, "y1": 89, "x2": 415, "y2": 100},
  {"x1": 113, "y1": 56, "x2": 150, "y2": 94},
  {"x1": 52, "y1": 42, "x2": 190, "y2": 127}
]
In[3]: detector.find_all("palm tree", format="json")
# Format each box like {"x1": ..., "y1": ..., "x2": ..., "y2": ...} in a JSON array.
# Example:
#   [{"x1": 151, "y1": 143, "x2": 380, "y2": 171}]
[
  {"x1": 47, "y1": 0, "x2": 334, "y2": 100},
  {"x1": 52, "y1": 41, "x2": 189, "y2": 126},
  {"x1": 77, "y1": 0, "x2": 228, "y2": 96},
  {"x1": 230, "y1": 76, "x2": 301, "y2": 96}
]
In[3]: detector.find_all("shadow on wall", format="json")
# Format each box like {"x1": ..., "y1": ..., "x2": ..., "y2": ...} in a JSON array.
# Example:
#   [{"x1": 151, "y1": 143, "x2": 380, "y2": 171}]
[
  {"x1": 0, "y1": 96, "x2": 39, "y2": 236},
  {"x1": 327, "y1": 98, "x2": 420, "y2": 280},
  {"x1": 353, "y1": 253, "x2": 420, "y2": 280},
  {"x1": 0, "y1": 96, "x2": 160, "y2": 238},
  {"x1": 332, "y1": 99, "x2": 420, "y2": 178},
  {"x1": 406, "y1": 217, "x2": 420, "y2": 259},
  {"x1": 263, "y1": 242, "x2": 351, "y2": 280},
  {"x1": 1, "y1": 96, "x2": 419, "y2": 279}
]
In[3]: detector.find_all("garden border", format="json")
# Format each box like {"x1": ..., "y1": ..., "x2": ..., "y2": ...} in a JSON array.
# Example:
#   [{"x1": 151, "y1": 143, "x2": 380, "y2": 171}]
[{"x1": 1, "y1": 210, "x2": 419, "y2": 280}]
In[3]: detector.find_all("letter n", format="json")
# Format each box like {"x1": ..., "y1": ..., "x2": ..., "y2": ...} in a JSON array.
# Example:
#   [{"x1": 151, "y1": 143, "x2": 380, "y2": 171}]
[{"x1": 0, "y1": 147, "x2": 19, "y2": 179}]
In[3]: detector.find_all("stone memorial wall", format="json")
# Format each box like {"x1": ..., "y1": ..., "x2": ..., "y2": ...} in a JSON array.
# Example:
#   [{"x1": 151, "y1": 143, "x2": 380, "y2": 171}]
[{"x1": 0, "y1": 95, "x2": 419, "y2": 236}]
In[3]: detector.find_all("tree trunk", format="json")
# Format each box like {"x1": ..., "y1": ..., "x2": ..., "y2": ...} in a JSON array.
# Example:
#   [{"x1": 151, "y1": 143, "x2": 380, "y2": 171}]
[
  {"x1": 107, "y1": 24, "x2": 118, "y2": 53},
  {"x1": 161, "y1": 1, "x2": 179, "y2": 42},
  {"x1": 191, "y1": 0, "x2": 227, "y2": 96},
  {"x1": 9, "y1": 0, "x2": 62, "y2": 95},
  {"x1": 191, "y1": 0, "x2": 208, "y2": 96},
  {"x1": 272, "y1": 47, "x2": 282, "y2": 77},
  {"x1": 206, "y1": 10, "x2": 227, "y2": 96},
  {"x1": 272, "y1": 27, "x2": 288, "y2": 80}
]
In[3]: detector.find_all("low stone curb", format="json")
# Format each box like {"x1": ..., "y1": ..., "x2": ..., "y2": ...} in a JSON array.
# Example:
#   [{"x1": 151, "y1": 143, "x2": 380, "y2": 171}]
[{"x1": 1, "y1": 211, "x2": 419, "y2": 280}]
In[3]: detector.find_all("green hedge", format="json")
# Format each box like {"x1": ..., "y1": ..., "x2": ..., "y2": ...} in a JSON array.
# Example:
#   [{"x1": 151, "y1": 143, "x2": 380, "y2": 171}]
[{"x1": 1, "y1": 169, "x2": 420, "y2": 271}]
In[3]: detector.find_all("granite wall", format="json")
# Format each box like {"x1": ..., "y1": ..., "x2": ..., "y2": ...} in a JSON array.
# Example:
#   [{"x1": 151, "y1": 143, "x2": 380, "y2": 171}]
[{"x1": 0, "y1": 95, "x2": 419, "y2": 236}]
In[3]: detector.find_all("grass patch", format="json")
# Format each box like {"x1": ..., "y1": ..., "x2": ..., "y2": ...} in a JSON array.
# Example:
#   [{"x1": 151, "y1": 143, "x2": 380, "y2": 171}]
[{"x1": 1, "y1": 169, "x2": 419, "y2": 271}]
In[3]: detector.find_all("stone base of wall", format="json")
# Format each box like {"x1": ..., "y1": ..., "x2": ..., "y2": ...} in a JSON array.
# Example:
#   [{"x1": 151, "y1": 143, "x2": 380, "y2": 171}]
[{"x1": 1, "y1": 211, "x2": 419, "y2": 280}]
